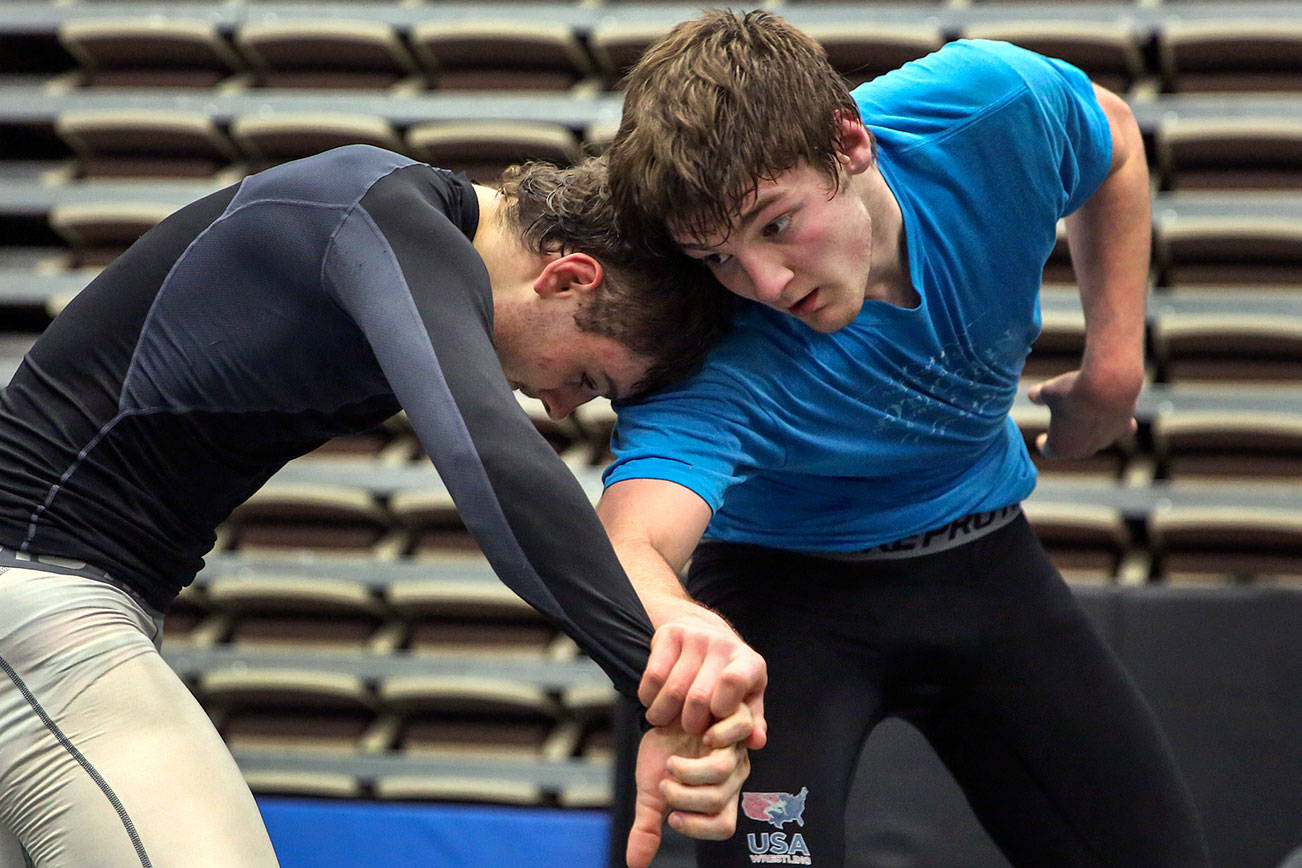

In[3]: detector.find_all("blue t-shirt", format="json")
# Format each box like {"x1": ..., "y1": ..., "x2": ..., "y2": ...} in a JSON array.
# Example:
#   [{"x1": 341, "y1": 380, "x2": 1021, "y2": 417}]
[{"x1": 604, "y1": 40, "x2": 1113, "y2": 551}]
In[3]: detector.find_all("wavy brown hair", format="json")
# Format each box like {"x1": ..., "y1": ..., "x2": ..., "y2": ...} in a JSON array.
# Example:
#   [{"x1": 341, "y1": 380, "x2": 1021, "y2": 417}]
[
  {"x1": 607, "y1": 9, "x2": 864, "y2": 247},
  {"x1": 498, "y1": 156, "x2": 733, "y2": 397}
]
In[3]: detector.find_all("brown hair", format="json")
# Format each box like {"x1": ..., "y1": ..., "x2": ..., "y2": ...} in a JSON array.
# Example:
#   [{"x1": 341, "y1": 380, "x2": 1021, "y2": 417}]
[
  {"x1": 498, "y1": 156, "x2": 733, "y2": 397},
  {"x1": 607, "y1": 9, "x2": 864, "y2": 246}
]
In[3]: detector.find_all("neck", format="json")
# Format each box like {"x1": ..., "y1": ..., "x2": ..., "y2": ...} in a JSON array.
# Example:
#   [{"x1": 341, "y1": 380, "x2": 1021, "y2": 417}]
[
  {"x1": 472, "y1": 185, "x2": 543, "y2": 305},
  {"x1": 858, "y1": 165, "x2": 916, "y2": 308}
]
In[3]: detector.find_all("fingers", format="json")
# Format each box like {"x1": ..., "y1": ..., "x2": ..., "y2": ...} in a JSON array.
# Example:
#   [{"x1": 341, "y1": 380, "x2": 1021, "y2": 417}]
[
  {"x1": 663, "y1": 744, "x2": 750, "y2": 840},
  {"x1": 707, "y1": 657, "x2": 767, "y2": 722},
  {"x1": 668, "y1": 743, "x2": 748, "y2": 787},
  {"x1": 625, "y1": 793, "x2": 665, "y2": 868},
  {"x1": 641, "y1": 618, "x2": 768, "y2": 736},
  {"x1": 638, "y1": 627, "x2": 680, "y2": 709},
  {"x1": 644, "y1": 632, "x2": 707, "y2": 729},
  {"x1": 680, "y1": 653, "x2": 727, "y2": 737}
]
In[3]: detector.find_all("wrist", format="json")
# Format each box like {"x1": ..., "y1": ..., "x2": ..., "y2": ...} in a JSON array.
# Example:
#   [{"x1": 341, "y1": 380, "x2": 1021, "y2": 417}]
[
  {"x1": 648, "y1": 595, "x2": 733, "y2": 633},
  {"x1": 1078, "y1": 354, "x2": 1144, "y2": 404}
]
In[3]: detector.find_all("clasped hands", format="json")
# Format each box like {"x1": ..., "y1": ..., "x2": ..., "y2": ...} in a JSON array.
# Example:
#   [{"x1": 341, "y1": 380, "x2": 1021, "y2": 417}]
[{"x1": 627, "y1": 612, "x2": 768, "y2": 867}]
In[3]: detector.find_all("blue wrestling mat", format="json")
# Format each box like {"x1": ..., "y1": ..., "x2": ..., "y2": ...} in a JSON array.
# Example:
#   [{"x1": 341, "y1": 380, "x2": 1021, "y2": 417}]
[{"x1": 258, "y1": 797, "x2": 609, "y2": 868}]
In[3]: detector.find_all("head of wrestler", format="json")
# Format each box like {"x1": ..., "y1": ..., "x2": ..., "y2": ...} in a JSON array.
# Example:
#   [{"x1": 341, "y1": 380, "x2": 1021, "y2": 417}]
[
  {"x1": 606, "y1": 9, "x2": 910, "y2": 334},
  {"x1": 473, "y1": 155, "x2": 733, "y2": 420}
]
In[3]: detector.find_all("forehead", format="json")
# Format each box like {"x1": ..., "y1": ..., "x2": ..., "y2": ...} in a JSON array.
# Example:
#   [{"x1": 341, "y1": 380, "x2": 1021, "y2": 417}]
[{"x1": 671, "y1": 166, "x2": 827, "y2": 249}]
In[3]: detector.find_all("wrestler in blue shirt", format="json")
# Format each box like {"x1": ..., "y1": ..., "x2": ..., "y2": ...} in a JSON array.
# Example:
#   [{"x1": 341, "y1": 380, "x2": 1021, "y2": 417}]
[{"x1": 603, "y1": 18, "x2": 1209, "y2": 867}]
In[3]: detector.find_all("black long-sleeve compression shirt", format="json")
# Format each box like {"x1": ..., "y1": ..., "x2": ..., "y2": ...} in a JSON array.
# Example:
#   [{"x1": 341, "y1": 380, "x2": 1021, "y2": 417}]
[{"x1": 0, "y1": 145, "x2": 653, "y2": 695}]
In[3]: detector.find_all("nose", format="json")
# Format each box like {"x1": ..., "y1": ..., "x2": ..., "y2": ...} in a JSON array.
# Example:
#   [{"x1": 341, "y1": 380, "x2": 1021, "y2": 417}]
[
  {"x1": 736, "y1": 250, "x2": 793, "y2": 306},
  {"x1": 538, "y1": 388, "x2": 582, "y2": 420}
]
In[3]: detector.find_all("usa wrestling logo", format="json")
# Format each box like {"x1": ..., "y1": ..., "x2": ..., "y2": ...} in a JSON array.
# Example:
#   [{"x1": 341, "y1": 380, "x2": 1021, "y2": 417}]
[{"x1": 742, "y1": 787, "x2": 812, "y2": 864}]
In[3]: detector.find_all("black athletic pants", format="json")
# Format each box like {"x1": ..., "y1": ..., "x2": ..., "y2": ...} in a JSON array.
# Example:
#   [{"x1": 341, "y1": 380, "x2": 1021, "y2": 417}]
[{"x1": 685, "y1": 514, "x2": 1210, "y2": 867}]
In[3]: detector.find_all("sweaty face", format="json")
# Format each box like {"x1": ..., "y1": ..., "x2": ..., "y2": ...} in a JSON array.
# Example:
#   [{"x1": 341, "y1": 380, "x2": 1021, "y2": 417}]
[
  {"x1": 674, "y1": 164, "x2": 875, "y2": 333},
  {"x1": 499, "y1": 318, "x2": 653, "y2": 421}
]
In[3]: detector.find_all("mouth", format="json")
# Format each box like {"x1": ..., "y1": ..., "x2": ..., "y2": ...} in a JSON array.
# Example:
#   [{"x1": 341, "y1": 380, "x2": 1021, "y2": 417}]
[{"x1": 787, "y1": 288, "x2": 820, "y2": 316}]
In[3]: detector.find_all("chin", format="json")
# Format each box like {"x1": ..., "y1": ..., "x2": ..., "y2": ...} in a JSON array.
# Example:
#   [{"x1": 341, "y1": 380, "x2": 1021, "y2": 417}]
[{"x1": 804, "y1": 305, "x2": 859, "y2": 334}]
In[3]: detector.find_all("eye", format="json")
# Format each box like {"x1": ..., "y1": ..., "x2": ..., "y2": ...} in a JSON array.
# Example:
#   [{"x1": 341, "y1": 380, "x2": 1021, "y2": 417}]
[
  {"x1": 702, "y1": 251, "x2": 732, "y2": 269},
  {"x1": 580, "y1": 374, "x2": 597, "y2": 392},
  {"x1": 761, "y1": 214, "x2": 790, "y2": 238}
]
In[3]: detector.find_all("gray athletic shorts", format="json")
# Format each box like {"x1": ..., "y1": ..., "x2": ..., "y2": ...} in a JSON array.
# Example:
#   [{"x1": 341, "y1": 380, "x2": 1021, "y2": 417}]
[{"x1": 0, "y1": 566, "x2": 279, "y2": 867}]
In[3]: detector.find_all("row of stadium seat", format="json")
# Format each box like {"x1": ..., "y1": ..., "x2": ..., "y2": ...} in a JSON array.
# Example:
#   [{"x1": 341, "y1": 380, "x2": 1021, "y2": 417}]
[
  {"x1": 4, "y1": 107, "x2": 1299, "y2": 192},
  {"x1": 7, "y1": 8, "x2": 1302, "y2": 97}
]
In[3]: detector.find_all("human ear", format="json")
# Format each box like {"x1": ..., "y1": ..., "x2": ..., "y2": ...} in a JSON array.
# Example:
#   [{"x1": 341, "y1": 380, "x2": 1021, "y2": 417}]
[
  {"x1": 533, "y1": 252, "x2": 604, "y2": 298},
  {"x1": 834, "y1": 111, "x2": 876, "y2": 175}
]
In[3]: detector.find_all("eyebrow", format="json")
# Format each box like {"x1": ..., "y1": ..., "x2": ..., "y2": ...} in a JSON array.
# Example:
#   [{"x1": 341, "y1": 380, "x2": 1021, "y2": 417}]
[{"x1": 678, "y1": 190, "x2": 786, "y2": 252}]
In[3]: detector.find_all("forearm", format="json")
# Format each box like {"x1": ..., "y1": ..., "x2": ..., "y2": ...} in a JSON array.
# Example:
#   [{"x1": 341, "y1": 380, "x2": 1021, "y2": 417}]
[
  {"x1": 611, "y1": 533, "x2": 714, "y2": 627},
  {"x1": 598, "y1": 478, "x2": 720, "y2": 628}
]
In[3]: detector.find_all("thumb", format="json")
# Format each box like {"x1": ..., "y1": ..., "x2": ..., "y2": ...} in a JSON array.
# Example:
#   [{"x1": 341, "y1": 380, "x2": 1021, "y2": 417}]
[
  {"x1": 1027, "y1": 382, "x2": 1045, "y2": 405},
  {"x1": 625, "y1": 791, "x2": 666, "y2": 868}
]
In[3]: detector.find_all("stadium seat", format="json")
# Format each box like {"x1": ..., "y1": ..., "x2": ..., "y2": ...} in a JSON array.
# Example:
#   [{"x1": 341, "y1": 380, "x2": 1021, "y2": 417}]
[
  {"x1": 587, "y1": 22, "x2": 672, "y2": 90},
  {"x1": 384, "y1": 572, "x2": 560, "y2": 657},
  {"x1": 204, "y1": 573, "x2": 395, "y2": 651},
  {"x1": 804, "y1": 24, "x2": 944, "y2": 89},
  {"x1": 380, "y1": 674, "x2": 562, "y2": 760},
  {"x1": 242, "y1": 769, "x2": 365, "y2": 800},
  {"x1": 1158, "y1": 20, "x2": 1302, "y2": 94},
  {"x1": 582, "y1": 118, "x2": 620, "y2": 155},
  {"x1": 389, "y1": 489, "x2": 478, "y2": 556},
  {"x1": 161, "y1": 581, "x2": 226, "y2": 647},
  {"x1": 48, "y1": 201, "x2": 174, "y2": 269},
  {"x1": 512, "y1": 393, "x2": 590, "y2": 458},
  {"x1": 961, "y1": 21, "x2": 1148, "y2": 96},
  {"x1": 1153, "y1": 408, "x2": 1302, "y2": 481},
  {"x1": 558, "y1": 682, "x2": 618, "y2": 762},
  {"x1": 235, "y1": 20, "x2": 420, "y2": 90},
  {"x1": 1148, "y1": 504, "x2": 1302, "y2": 584},
  {"x1": 1155, "y1": 117, "x2": 1302, "y2": 191},
  {"x1": 57, "y1": 18, "x2": 247, "y2": 89},
  {"x1": 200, "y1": 667, "x2": 380, "y2": 753},
  {"x1": 410, "y1": 21, "x2": 594, "y2": 91},
  {"x1": 1154, "y1": 214, "x2": 1302, "y2": 288},
  {"x1": 54, "y1": 108, "x2": 242, "y2": 178},
  {"x1": 404, "y1": 121, "x2": 582, "y2": 185},
  {"x1": 227, "y1": 482, "x2": 402, "y2": 557},
  {"x1": 230, "y1": 112, "x2": 406, "y2": 173},
  {"x1": 1150, "y1": 311, "x2": 1302, "y2": 383}
]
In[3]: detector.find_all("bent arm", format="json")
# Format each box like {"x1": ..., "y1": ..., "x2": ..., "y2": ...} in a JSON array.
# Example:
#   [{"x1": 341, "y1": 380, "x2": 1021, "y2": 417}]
[
  {"x1": 599, "y1": 478, "x2": 766, "y2": 741},
  {"x1": 1031, "y1": 83, "x2": 1149, "y2": 458},
  {"x1": 325, "y1": 168, "x2": 653, "y2": 696},
  {"x1": 1066, "y1": 83, "x2": 1149, "y2": 397}
]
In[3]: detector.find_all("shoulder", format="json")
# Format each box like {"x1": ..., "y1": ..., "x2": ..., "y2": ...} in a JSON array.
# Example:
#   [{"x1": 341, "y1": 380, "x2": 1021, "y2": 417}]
[
  {"x1": 617, "y1": 304, "x2": 830, "y2": 419},
  {"x1": 855, "y1": 39, "x2": 1096, "y2": 132},
  {"x1": 233, "y1": 145, "x2": 424, "y2": 212}
]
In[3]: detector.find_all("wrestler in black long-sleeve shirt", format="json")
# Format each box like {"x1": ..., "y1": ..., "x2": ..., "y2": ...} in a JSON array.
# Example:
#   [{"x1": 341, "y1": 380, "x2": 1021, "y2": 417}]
[{"x1": 0, "y1": 145, "x2": 652, "y2": 695}]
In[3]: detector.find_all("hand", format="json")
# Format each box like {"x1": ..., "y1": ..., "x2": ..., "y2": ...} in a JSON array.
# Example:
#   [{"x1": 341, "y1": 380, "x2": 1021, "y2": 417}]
[
  {"x1": 626, "y1": 706, "x2": 755, "y2": 868},
  {"x1": 1027, "y1": 369, "x2": 1139, "y2": 459},
  {"x1": 639, "y1": 608, "x2": 767, "y2": 749}
]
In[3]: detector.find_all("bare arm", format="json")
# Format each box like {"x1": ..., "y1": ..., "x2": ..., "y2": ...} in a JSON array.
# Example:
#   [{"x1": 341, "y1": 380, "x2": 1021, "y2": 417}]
[
  {"x1": 599, "y1": 478, "x2": 767, "y2": 742},
  {"x1": 1029, "y1": 83, "x2": 1149, "y2": 458},
  {"x1": 600, "y1": 478, "x2": 766, "y2": 864}
]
